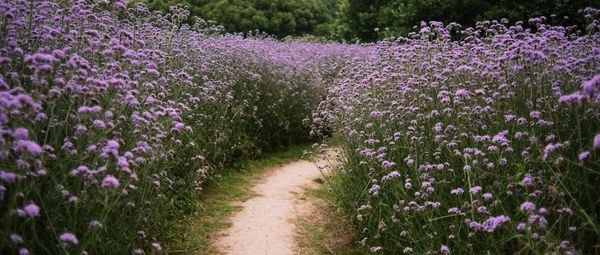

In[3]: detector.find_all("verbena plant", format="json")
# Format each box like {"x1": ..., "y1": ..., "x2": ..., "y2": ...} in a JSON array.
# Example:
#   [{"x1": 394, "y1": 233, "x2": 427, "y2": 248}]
[
  {"x1": 0, "y1": 1, "x2": 366, "y2": 254},
  {"x1": 313, "y1": 10, "x2": 600, "y2": 254}
]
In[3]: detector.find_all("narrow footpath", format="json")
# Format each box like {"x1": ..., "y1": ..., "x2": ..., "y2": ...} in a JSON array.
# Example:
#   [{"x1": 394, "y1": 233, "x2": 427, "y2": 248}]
[{"x1": 213, "y1": 151, "x2": 334, "y2": 255}]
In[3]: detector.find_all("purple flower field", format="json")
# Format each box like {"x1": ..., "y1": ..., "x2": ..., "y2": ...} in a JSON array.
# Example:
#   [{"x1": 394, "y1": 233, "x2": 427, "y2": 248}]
[
  {"x1": 1, "y1": 0, "x2": 599, "y2": 254},
  {"x1": 313, "y1": 8, "x2": 600, "y2": 254},
  {"x1": 0, "y1": 1, "x2": 365, "y2": 253}
]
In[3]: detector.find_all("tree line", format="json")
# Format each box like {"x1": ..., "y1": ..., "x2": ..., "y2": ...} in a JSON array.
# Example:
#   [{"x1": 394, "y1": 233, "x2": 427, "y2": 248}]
[{"x1": 137, "y1": 0, "x2": 599, "y2": 41}]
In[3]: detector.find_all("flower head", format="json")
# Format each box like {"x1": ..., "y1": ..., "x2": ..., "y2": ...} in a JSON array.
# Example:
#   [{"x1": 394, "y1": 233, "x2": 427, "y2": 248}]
[
  {"x1": 520, "y1": 201, "x2": 535, "y2": 212},
  {"x1": 102, "y1": 175, "x2": 119, "y2": 189},
  {"x1": 24, "y1": 203, "x2": 40, "y2": 217},
  {"x1": 60, "y1": 233, "x2": 78, "y2": 245}
]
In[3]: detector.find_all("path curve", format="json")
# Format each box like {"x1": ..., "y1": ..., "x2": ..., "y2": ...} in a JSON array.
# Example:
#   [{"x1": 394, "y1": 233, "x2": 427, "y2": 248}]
[{"x1": 214, "y1": 153, "x2": 333, "y2": 255}]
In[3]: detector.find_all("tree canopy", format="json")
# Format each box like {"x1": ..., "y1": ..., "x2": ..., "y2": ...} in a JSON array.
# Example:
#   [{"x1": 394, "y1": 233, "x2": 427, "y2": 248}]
[
  {"x1": 139, "y1": 0, "x2": 341, "y2": 37},
  {"x1": 137, "y1": 0, "x2": 599, "y2": 41}
]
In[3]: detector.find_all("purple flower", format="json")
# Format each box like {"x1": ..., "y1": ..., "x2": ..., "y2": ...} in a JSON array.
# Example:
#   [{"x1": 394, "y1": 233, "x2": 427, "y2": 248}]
[
  {"x1": 521, "y1": 174, "x2": 533, "y2": 186},
  {"x1": 101, "y1": 140, "x2": 119, "y2": 158},
  {"x1": 529, "y1": 111, "x2": 540, "y2": 118},
  {"x1": 440, "y1": 245, "x2": 450, "y2": 254},
  {"x1": 403, "y1": 247, "x2": 413, "y2": 253},
  {"x1": 89, "y1": 220, "x2": 103, "y2": 228},
  {"x1": 528, "y1": 215, "x2": 548, "y2": 228},
  {"x1": 579, "y1": 151, "x2": 590, "y2": 161},
  {"x1": 152, "y1": 243, "x2": 162, "y2": 251},
  {"x1": 60, "y1": 233, "x2": 78, "y2": 245},
  {"x1": 450, "y1": 188, "x2": 464, "y2": 195},
  {"x1": 93, "y1": 120, "x2": 106, "y2": 129},
  {"x1": 24, "y1": 203, "x2": 40, "y2": 217},
  {"x1": 582, "y1": 75, "x2": 600, "y2": 97},
  {"x1": 594, "y1": 134, "x2": 600, "y2": 149},
  {"x1": 482, "y1": 215, "x2": 510, "y2": 232},
  {"x1": 19, "y1": 248, "x2": 28, "y2": 255},
  {"x1": 15, "y1": 140, "x2": 42, "y2": 156},
  {"x1": 544, "y1": 144, "x2": 555, "y2": 153},
  {"x1": 559, "y1": 92, "x2": 587, "y2": 105},
  {"x1": 520, "y1": 201, "x2": 535, "y2": 212},
  {"x1": 370, "y1": 247, "x2": 383, "y2": 252},
  {"x1": 516, "y1": 223, "x2": 527, "y2": 230},
  {"x1": 469, "y1": 186, "x2": 482, "y2": 195},
  {"x1": 102, "y1": 175, "x2": 119, "y2": 189},
  {"x1": 10, "y1": 234, "x2": 23, "y2": 243},
  {"x1": 482, "y1": 193, "x2": 493, "y2": 200},
  {"x1": 381, "y1": 161, "x2": 395, "y2": 168},
  {"x1": 13, "y1": 128, "x2": 28, "y2": 140},
  {"x1": 0, "y1": 171, "x2": 17, "y2": 183},
  {"x1": 369, "y1": 184, "x2": 381, "y2": 196}
]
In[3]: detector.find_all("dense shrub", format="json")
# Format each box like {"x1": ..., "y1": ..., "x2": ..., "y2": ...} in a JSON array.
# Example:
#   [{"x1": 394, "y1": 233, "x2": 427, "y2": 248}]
[
  {"x1": 0, "y1": 1, "x2": 365, "y2": 253},
  {"x1": 313, "y1": 8, "x2": 600, "y2": 254}
]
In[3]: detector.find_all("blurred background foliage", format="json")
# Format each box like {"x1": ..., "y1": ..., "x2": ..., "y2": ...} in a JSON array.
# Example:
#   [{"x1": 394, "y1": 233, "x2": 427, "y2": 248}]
[{"x1": 135, "y1": 0, "x2": 599, "y2": 41}]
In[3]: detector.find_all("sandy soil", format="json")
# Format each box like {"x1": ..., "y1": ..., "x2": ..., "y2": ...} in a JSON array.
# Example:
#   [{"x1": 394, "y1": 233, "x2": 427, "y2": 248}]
[{"x1": 214, "y1": 150, "x2": 336, "y2": 255}]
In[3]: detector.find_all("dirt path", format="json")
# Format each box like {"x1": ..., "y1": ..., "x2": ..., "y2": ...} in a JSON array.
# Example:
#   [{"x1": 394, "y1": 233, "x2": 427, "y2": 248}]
[{"x1": 214, "y1": 152, "x2": 334, "y2": 255}]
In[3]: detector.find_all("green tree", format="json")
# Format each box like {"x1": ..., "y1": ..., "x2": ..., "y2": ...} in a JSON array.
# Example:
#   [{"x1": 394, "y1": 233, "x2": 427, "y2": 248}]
[
  {"x1": 339, "y1": 0, "x2": 599, "y2": 41},
  {"x1": 136, "y1": 0, "x2": 342, "y2": 38}
]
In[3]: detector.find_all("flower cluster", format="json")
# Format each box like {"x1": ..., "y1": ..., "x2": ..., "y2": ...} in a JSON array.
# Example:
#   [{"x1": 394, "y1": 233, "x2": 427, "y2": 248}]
[
  {"x1": 0, "y1": 0, "x2": 366, "y2": 253},
  {"x1": 314, "y1": 8, "x2": 600, "y2": 254}
]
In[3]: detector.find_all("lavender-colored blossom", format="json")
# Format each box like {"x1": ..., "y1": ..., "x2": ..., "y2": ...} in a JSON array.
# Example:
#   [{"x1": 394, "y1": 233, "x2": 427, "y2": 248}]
[
  {"x1": 520, "y1": 202, "x2": 536, "y2": 212},
  {"x1": 582, "y1": 75, "x2": 600, "y2": 97},
  {"x1": 24, "y1": 203, "x2": 40, "y2": 217},
  {"x1": 440, "y1": 245, "x2": 450, "y2": 254},
  {"x1": 482, "y1": 215, "x2": 510, "y2": 232},
  {"x1": 450, "y1": 188, "x2": 464, "y2": 195},
  {"x1": 10, "y1": 234, "x2": 23, "y2": 243},
  {"x1": 0, "y1": 171, "x2": 17, "y2": 183},
  {"x1": 370, "y1": 247, "x2": 383, "y2": 252},
  {"x1": 579, "y1": 151, "x2": 590, "y2": 161},
  {"x1": 469, "y1": 186, "x2": 482, "y2": 195},
  {"x1": 89, "y1": 220, "x2": 103, "y2": 228},
  {"x1": 15, "y1": 140, "x2": 42, "y2": 156},
  {"x1": 13, "y1": 128, "x2": 28, "y2": 140},
  {"x1": 102, "y1": 175, "x2": 119, "y2": 189},
  {"x1": 521, "y1": 174, "x2": 533, "y2": 186},
  {"x1": 59, "y1": 233, "x2": 78, "y2": 245},
  {"x1": 369, "y1": 184, "x2": 381, "y2": 196}
]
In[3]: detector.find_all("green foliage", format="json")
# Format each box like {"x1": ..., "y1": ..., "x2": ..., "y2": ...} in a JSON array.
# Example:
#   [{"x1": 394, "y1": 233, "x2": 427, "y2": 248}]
[
  {"x1": 138, "y1": 0, "x2": 342, "y2": 37},
  {"x1": 339, "y1": 0, "x2": 599, "y2": 41},
  {"x1": 136, "y1": 0, "x2": 599, "y2": 41}
]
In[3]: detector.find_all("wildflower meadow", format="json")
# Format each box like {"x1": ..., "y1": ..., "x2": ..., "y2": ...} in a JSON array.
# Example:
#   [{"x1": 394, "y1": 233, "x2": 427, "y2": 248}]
[
  {"x1": 1, "y1": 0, "x2": 599, "y2": 254},
  {"x1": 0, "y1": 1, "x2": 363, "y2": 253},
  {"x1": 313, "y1": 8, "x2": 600, "y2": 255}
]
